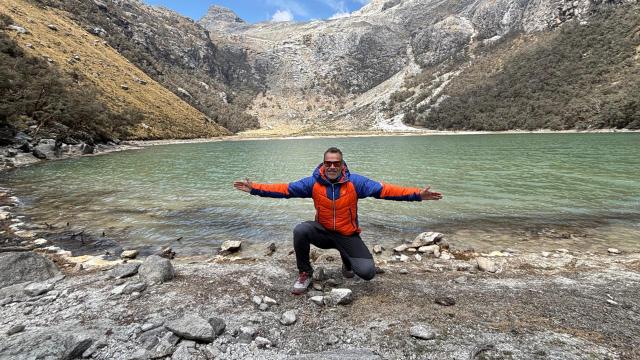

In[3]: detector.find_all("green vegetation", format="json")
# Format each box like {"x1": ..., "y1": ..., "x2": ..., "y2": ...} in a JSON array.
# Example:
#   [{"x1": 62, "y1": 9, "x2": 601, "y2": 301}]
[
  {"x1": 402, "y1": 5, "x2": 640, "y2": 130},
  {"x1": 0, "y1": 21, "x2": 140, "y2": 143}
]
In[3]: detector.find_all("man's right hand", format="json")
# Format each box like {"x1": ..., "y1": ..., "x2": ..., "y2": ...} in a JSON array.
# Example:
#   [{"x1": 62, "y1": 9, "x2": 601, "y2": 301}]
[{"x1": 233, "y1": 178, "x2": 254, "y2": 193}]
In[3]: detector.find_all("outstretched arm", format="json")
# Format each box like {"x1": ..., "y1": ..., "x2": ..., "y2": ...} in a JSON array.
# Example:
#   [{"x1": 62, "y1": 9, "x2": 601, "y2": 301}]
[
  {"x1": 350, "y1": 174, "x2": 442, "y2": 202},
  {"x1": 233, "y1": 177, "x2": 314, "y2": 198}
]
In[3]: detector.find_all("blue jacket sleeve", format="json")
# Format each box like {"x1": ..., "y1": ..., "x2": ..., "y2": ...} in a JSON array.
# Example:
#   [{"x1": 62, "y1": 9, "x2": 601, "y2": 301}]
[
  {"x1": 350, "y1": 173, "x2": 422, "y2": 201},
  {"x1": 250, "y1": 176, "x2": 314, "y2": 198}
]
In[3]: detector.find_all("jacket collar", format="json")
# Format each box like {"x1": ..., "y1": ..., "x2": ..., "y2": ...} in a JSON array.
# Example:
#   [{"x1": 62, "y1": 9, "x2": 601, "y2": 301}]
[{"x1": 313, "y1": 162, "x2": 350, "y2": 185}]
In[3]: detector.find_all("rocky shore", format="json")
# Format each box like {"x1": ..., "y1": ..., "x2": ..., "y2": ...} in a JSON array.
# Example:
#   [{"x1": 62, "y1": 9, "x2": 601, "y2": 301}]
[{"x1": 1, "y1": 188, "x2": 639, "y2": 359}]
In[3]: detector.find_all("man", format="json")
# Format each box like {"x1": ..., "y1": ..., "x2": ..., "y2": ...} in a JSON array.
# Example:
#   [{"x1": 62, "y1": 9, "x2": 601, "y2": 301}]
[{"x1": 233, "y1": 147, "x2": 442, "y2": 295}]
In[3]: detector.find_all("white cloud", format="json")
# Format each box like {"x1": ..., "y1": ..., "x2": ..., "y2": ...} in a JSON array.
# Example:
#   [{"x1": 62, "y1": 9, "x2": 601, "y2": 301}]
[
  {"x1": 328, "y1": 11, "x2": 351, "y2": 19},
  {"x1": 319, "y1": 0, "x2": 348, "y2": 13},
  {"x1": 271, "y1": 9, "x2": 294, "y2": 22},
  {"x1": 355, "y1": 0, "x2": 371, "y2": 4}
]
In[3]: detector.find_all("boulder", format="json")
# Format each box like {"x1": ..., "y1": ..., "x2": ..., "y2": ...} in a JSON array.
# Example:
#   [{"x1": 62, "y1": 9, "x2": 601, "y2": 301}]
[
  {"x1": 0, "y1": 252, "x2": 60, "y2": 289},
  {"x1": 32, "y1": 139, "x2": 56, "y2": 160},
  {"x1": 165, "y1": 314, "x2": 215, "y2": 343},
  {"x1": 139, "y1": 255, "x2": 175, "y2": 284},
  {"x1": 326, "y1": 288, "x2": 353, "y2": 306},
  {"x1": 0, "y1": 329, "x2": 94, "y2": 359}
]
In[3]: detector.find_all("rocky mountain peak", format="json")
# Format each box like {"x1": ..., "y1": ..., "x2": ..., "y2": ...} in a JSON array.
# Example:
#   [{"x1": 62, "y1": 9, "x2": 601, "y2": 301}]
[{"x1": 200, "y1": 5, "x2": 245, "y2": 28}]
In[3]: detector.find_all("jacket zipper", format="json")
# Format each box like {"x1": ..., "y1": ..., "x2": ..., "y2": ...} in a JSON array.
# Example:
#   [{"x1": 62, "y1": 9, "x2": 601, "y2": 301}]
[{"x1": 331, "y1": 183, "x2": 336, "y2": 230}]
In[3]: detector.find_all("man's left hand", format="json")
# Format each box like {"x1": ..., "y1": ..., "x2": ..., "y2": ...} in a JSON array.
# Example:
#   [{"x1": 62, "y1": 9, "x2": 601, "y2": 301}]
[{"x1": 420, "y1": 186, "x2": 442, "y2": 201}]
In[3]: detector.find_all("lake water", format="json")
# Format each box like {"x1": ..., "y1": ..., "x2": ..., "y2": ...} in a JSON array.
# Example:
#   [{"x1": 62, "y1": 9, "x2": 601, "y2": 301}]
[{"x1": 2, "y1": 133, "x2": 639, "y2": 255}]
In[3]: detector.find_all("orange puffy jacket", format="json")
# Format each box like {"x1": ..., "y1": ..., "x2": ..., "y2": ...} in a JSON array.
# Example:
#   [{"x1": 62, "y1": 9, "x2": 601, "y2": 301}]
[{"x1": 250, "y1": 163, "x2": 422, "y2": 236}]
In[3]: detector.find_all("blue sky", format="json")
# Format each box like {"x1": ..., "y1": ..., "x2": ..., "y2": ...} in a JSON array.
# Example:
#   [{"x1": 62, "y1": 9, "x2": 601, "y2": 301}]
[{"x1": 144, "y1": 0, "x2": 371, "y2": 23}]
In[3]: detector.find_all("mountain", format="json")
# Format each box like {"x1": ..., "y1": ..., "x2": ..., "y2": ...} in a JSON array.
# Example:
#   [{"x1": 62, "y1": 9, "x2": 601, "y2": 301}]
[
  {"x1": 0, "y1": 0, "x2": 229, "y2": 142},
  {"x1": 199, "y1": 0, "x2": 639, "y2": 133},
  {"x1": 32, "y1": 0, "x2": 261, "y2": 133}
]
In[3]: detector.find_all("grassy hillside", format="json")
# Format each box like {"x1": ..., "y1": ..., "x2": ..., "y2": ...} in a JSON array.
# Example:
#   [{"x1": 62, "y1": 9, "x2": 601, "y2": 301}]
[
  {"x1": 397, "y1": 4, "x2": 640, "y2": 131},
  {"x1": 33, "y1": 0, "x2": 259, "y2": 133},
  {"x1": 0, "y1": 0, "x2": 230, "y2": 141}
]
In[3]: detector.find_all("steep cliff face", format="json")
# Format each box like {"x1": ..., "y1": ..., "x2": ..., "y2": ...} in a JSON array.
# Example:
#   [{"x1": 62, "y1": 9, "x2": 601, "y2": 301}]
[{"x1": 200, "y1": 0, "x2": 638, "y2": 133}]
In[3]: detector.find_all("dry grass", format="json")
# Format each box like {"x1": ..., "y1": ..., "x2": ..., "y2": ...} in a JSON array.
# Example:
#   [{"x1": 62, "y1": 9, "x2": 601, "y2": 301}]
[{"x1": 1, "y1": 0, "x2": 230, "y2": 139}]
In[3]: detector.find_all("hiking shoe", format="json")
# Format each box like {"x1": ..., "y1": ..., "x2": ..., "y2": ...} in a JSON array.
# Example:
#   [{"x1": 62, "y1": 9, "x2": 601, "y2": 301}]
[
  {"x1": 342, "y1": 264, "x2": 355, "y2": 279},
  {"x1": 291, "y1": 272, "x2": 311, "y2": 295}
]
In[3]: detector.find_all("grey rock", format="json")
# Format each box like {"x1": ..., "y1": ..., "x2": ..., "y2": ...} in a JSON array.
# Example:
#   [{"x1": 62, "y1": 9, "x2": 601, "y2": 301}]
[
  {"x1": 6, "y1": 324, "x2": 25, "y2": 336},
  {"x1": 207, "y1": 317, "x2": 226, "y2": 336},
  {"x1": 252, "y1": 295, "x2": 262, "y2": 305},
  {"x1": 258, "y1": 303, "x2": 269, "y2": 311},
  {"x1": 166, "y1": 314, "x2": 215, "y2": 343},
  {"x1": 47, "y1": 24, "x2": 59, "y2": 31},
  {"x1": 121, "y1": 249, "x2": 139, "y2": 259},
  {"x1": 139, "y1": 255, "x2": 175, "y2": 284},
  {"x1": 220, "y1": 240, "x2": 241, "y2": 252},
  {"x1": 263, "y1": 296, "x2": 277, "y2": 305},
  {"x1": 0, "y1": 329, "x2": 94, "y2": 360},
  {"x1": 410, "y1": 325, "x2": 436, "y2": 340},
  {"x1": 608, "y1": 248, "x2": 621, "y2": 254},
  {"x1": 312, "y1": 266, "x2": 326, "y2": 281},
  {"x1": 237, "y1": 326, "x2": 257, "y2": 343},
  {"x1": 0, "y1": 251, "x2": 60, "y2": 288},
  {"x1": 399, "y1": 269, "x2": 409, "y2": 274},
  {"x1": 108, "y1": 263, "x2": 140, "y2": 279},
  {"x1": 373, "y1": 244, "x2": 384, "y2": 254},
  {"x1": 171, "y1": 343, "x2": 206, "y2": 360},
  {"x1": 327, "y1": 288, "x2": 353, "y2": 306},
  {"x1": 254, "y1": 336, "x2": 271, "y2": 348},
  {"x1": 8, "y1": 25, "x2": 29, "y2": 34},
  {"x1": 292, "y1": 349, "x2": 381, "y2": 359},
  {"x1": 280, "y1": 310, "x2": 297, "y2": 325},
  {"x1": 309, "y1": 296, "x2": 324, "y2": 306},
  {"x1": 412, "y1": 232, "x2": 443, "y2": 247},
  {"x1": 477, "y1": 257, "x2": 497, "y2": 273},
  {"x1": 24, "y1": 282, "x2": 54, "y2": 296}
]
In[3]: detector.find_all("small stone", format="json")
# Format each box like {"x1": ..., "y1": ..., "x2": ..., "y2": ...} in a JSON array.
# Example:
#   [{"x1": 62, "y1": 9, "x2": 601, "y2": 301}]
[
  {"x1": 263, "y1": 296, "x2": 277, "y2": 306},
  {"x1": 434, "y1": 248, "x2": 441, "y2": 258},
  {"x1": 439, "y1": 251, "x2": 452, "y2": 260},
  {"x1": 373, "y1": 244, "x2": 384, "y2": 254},
  {"x1": 121, "y1": 84, "x2": 129, "y2": 90},
  {"x1": 453, "y1": 276, "x2": 467, "y2": 284},
  {"x1": 6, "y1": 324, "x2": 25, "y2": 336},
  {"x1": 556, "y1": 248, "x2": 569, "y2": 254},
  {"x1": 418, "y1": 245, "x2": 439, "y2": 254},
  {"x1": 142, "y1": 321, "x2": 163, "y2": 332},
  {"x1": 327, "y1": 288, "x2": 353, "y2": 306},
  {"x1": 410, "y1": 325, "x2": 436, "y2": 340},
  {"x1": 434, "y1": 296, "x2": 456, "y2": 306},
  {"x1": 252, "y1": 295, "x2": 262, "y2": 305},
  {"x1": 394, "y1": 244, "x2": 409, "y2": 252},
  {"x1": 407, "y1": 248, "x2": 417, "y2": 253},
  {"x1": 414, "y1": 254, "x2": 422, "y2": 261},
  {"x1": 312, "y1": 267, "x2": 326, "y2": 281},
  {"x1": 476, "y1": 257, "x2": 497, "y2": 273},
  {"x1": 541, "y1": 251, "x2": 551, "y2": 257},
  {"x1": 399, "y1": 269, "x2": 408, "y2": 274},
  {"x1": 375, "y1": 267, "x2": 385, "y2": 274},
  {"x1": 220, "y1": 240, "x2": 242, "y2": 252},
  {"x1": 108, "y1": 263, "x2": 140, "y2": 279},
  {"x1": 254, "y1": 336, "x2": 271, "y2": 349},
  {"x1": 208, "y1": 317, "x2": 226, "y2": 336},
  {"x1": 312, "y1": 282, "x2": 323, "y2": 291},
  {"x1": 238, "y1": 326, "x2": 256, "y2": 343},
  {"x1": 280, "y1": 310, "x2": 297, "y2": 325},
  {"x1": 608, "y1": 248, "x2": 620, "y2": 254},
  {"x1": 258, "y1": 303, "x2": 269, "y2": 311},
  {"x1": 34, "y1": 238, "x2": 48, "y2": 245},
  {"x1": 456, "y1": 263, "x2": 473, "y2": 271},
  {"x1": 47, "y1": 24, "x2": 59, "y2": 31},
  {"x1": 121, "y1": 249, "x2": 139, "y2": 259},
  {"x1": 487, "y1": 251, "x2": 506, "y2": 257},
  {"x1": 399, "y1": 254, "x2": 409, "y2": 262},
  {"x1": 309, "y1": 296, "x2": 324, "y2": 306}
]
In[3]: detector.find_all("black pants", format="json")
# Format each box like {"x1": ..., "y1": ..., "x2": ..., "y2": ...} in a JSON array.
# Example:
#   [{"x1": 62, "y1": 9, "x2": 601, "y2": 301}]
[{"x1": 293, "y1": 221, "x2": 376, "y2": 280}]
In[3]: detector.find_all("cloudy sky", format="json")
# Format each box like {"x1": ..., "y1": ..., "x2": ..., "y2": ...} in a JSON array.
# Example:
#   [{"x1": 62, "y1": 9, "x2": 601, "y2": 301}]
[{"x1": 143, "y1": 0, "x2": 371, "y2": 23}]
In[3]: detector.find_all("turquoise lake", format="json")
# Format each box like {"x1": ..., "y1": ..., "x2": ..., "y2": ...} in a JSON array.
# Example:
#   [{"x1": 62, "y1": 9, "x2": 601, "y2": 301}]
[{"x1": 2, "y1": 133, "x2": 639, "y2": 255}]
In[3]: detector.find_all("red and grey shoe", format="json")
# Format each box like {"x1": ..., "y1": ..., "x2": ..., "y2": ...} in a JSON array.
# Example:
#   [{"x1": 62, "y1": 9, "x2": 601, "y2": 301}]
[{"x1": 291, "y1": 271, "x2": 311, "y2": 295}]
